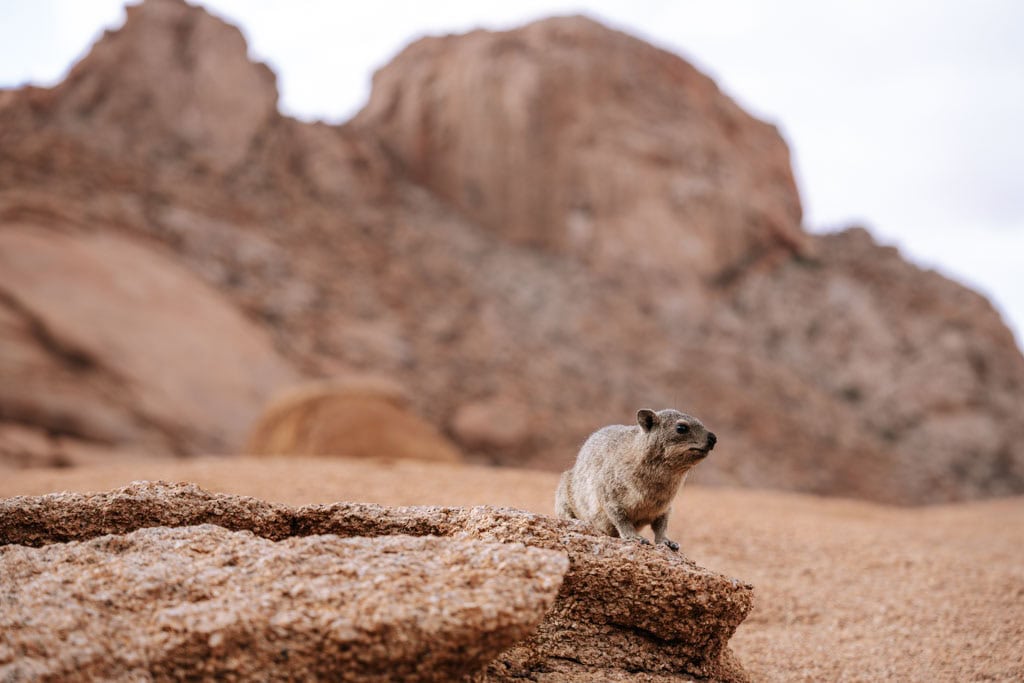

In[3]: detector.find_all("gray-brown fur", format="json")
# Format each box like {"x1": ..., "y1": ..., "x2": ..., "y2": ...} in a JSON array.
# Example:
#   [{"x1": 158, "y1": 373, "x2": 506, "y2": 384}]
[{"x1": 555, "y1": 408, "x2": 716, "y2": 551}]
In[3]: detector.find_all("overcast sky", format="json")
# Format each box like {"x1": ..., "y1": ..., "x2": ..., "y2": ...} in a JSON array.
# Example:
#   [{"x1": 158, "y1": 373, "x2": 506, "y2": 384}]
[{"x1": 2, "y1": 0, "x2": 1022, "y2": 346}]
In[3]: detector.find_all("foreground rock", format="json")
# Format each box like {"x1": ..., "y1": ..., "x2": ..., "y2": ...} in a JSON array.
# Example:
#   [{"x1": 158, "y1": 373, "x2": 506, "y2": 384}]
[
  {"x1": 0, "y1": 525, "x2": 564, "y2": 681},
  {"x1": 0, "y1": 481, "x2": 753, "y2": 680}
]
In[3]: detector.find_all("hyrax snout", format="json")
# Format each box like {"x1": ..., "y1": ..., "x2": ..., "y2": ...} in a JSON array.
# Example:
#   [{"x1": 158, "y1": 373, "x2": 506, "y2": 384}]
[{"x1": 555, "y1": 408, "x2": 716, "y2": 551}]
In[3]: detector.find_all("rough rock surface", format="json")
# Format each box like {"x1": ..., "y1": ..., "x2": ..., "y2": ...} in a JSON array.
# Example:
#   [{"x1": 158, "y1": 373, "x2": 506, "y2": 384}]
[
  {"x1": 4, "y1": 457, "x2": 1022, "y2": 682},
  {"x1": 0, "y1": 525, "x2": 566, "y2": 681},
  {"x1": 1, "y1": 0, "x2": 1023, "y2": 503},
  {"x1": 0, "y1": 481, "x2": 754, "y2": 681},
  {"x1": 729, "y1": 228, "x2": 1024, "y2": 501},
  {"x1": 245, "y1": 378, "x2": 463, "y2": 462}
]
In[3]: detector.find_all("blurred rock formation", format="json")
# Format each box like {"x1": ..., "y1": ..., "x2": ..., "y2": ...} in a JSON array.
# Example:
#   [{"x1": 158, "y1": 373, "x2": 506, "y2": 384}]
[
  {"x1": 1, "y1": 0, "x2": 1022, "y2": 503},
  {"x1": 245, "y1": 378, "x2": 463, "y2": 462}
]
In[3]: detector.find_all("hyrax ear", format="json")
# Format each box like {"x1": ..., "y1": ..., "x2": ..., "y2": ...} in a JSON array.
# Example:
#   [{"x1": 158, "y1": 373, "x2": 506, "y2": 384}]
[{"x1": 637, "y1": 409, "x2": 658, "y2": 432}]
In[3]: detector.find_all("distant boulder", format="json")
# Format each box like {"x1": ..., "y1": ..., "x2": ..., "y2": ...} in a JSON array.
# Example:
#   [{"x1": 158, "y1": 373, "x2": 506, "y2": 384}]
[
  {"x1": 0, "y1": 227, "x2": 296, "y2": 461},
  {"x1": 245, "y1": 377, "x2": 463, "y2": 462}
]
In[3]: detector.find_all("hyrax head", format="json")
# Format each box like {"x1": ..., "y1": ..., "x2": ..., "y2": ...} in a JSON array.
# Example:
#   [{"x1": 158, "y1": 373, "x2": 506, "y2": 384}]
[{"x1": 637, "y1": 408, "x2": 717, "y2": 468}]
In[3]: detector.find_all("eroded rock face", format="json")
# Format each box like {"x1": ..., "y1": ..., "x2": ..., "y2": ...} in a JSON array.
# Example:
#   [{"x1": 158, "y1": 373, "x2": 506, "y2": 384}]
[
  {"x1": 41, "y1": 0, "x2": 279, "y2": 173},
  {"x1": 727, "y1": 228, "x2": 1024, "y2": 501},
  {"x1": 355, "y1": 16, "x2": 807, "y2": 287},
  {"x1": 0, "y1": 525, "x2": 567, "y2": 681},
  {"x1": 0, "y1": 226, "x2": 297, "y2": 457},
  {"x1": 1, "y1": 0, "x2": 1022, "y2": 503},
  {"x1": 0, "y1": 481, "x2": 753, "y2": 681}
]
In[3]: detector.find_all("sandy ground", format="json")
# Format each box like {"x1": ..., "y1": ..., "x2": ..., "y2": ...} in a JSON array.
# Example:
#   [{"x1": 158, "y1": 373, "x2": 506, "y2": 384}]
[{"x1": 2, "y1": 455, "x2": 1022, "y2": 682}]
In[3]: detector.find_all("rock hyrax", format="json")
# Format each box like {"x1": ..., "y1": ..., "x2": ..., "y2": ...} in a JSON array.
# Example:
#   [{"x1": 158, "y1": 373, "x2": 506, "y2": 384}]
[{"x1": 555, "y1": 408, "x2": 716, "y2": 551}]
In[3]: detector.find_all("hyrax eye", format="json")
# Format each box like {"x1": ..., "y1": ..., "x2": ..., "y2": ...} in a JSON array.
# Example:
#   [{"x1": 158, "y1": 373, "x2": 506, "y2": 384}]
[{"x1": 675, "y1": 423, "x2": 690, "y2": 435}]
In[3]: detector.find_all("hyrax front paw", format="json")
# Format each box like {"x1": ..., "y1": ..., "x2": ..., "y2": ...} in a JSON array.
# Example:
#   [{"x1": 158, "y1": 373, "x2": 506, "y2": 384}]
[
  {"x1": 628, "y1": 536, "x2": 652, "y2": 546},
  {"x1": 660, "y1": 539, "x2": 680, "y2": 552}
]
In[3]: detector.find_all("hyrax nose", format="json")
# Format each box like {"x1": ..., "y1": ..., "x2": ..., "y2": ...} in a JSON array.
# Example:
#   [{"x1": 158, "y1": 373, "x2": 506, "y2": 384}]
[{"x1": 706, "y1": 432, "x2": 717, "y2": 449}]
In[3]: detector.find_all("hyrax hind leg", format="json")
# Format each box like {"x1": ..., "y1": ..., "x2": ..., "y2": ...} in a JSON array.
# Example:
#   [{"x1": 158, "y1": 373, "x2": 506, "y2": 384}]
[{"x1": 555, "y1": 471, "x2": 577, "y2": 520}]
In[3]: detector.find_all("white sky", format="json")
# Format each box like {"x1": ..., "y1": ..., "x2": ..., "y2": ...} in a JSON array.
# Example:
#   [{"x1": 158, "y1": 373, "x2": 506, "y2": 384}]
[{"x1": 2, "y1": 0, "x2": 1022, "y2": 346}]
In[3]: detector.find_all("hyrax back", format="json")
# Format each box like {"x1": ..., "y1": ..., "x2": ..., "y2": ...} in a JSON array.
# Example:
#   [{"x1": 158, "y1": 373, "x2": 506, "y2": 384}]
[{"x1": 555, "y1": 408, "x2": 716, "y2": 551}]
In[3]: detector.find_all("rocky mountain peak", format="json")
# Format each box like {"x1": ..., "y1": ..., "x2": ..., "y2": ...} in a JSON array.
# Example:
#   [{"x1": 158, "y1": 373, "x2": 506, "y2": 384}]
[
  {"x1": 40, "y1": 0, "x2": 278, "y2": 173},
  {"x1": 355, "y1": 14, "x2": 808, "y2": 288}
]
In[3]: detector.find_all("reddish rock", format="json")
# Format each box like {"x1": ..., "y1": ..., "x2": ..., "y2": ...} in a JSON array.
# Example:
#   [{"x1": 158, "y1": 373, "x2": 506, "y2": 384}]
[
  {"x1": 0, "y1": 227, "x2": 297, "y2": 456},
  {"x1": 727, "y1": 227, "x2": 1024, "y2": 501},
  {"x1": 0, "y1": 481, "x2": 754, "y2": 680},
  {"x1": 39, "y1": 0, "x2": 279, "y2": 173},
  {"x1": 355, "y1": 16, "x2": 808, "y2": 287},
  {"x1": 0, "y1": 525, "x2": 567, "y2": 681},
  {"x1": 245, "y1": 378, "x2": 463, "y2": 462},
  {"x1": 451, "y1": 395, "x2": 534, "y2": 456},
  {"x1": 0, "y1": 424, "x2": 67, "y2": 468},
  {"x1": 0, "y1": 0, "x2": 1022, "y2": 504}
]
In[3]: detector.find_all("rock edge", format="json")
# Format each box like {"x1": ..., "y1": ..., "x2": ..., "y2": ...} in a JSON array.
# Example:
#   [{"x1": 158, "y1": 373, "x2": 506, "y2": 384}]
[{"x1": 0, "y1": 481, "x2": 753, "y2": 681}]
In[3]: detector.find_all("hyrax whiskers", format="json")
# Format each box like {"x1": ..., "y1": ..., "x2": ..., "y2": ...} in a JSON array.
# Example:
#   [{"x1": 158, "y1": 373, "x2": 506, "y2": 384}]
[{"x1": 555, "y1": 408, "x2": 716, "y2": 551}]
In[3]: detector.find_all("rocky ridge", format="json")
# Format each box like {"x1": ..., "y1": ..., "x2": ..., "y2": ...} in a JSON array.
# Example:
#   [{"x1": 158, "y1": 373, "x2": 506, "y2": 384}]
[
  {"x1": 0, "y1": 481, "x2": 753, "y2": 681},
  {"x1": 1, "y1": 0, "x2": 1022, "y2": 503}
]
